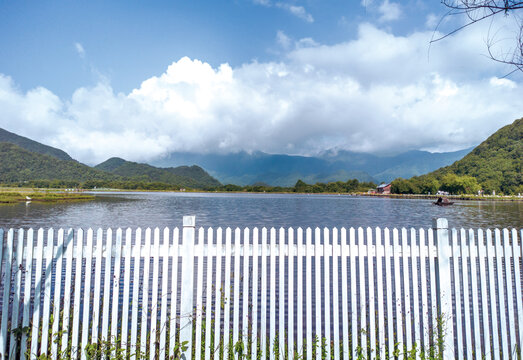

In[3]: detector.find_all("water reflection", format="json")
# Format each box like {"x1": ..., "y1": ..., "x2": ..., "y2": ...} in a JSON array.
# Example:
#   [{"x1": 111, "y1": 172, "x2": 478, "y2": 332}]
[{"x1": 0, "y1": 192, "x2": 521, "y2": 230}]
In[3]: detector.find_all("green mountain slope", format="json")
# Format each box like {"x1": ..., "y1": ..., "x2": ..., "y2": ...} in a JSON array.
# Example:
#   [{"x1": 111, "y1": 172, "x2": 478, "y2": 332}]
[
  {"x1": 95, "y1": 157, "x2": 221, "y2": 189},
  {"x1": 0, "y1": 142, "x2": 112, "y2": 183},
  {"x1": 0, "y1": 127, "x2": 72, "y2": 160},
  {"x1": 392, "y1": 118, "x2": 522, "y2": 195},
  {"x1": 432, "y1": 118, "x2": 522, "y2": 194}
]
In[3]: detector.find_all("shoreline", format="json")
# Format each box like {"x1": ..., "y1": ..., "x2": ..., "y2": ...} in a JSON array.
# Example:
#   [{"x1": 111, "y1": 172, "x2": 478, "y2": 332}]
[
  {"x1": 0, "y1": 188, "x2": 95, "y2": 204},
  {"x1": 87, "y1": 188, "x2": 523, "y2": 201},
  {"x1": 357, "y1": 193, "x2": 523, "y2": 201},
  {"x1": 2, "y1": 187, "x2": 521, "y2": 203}
]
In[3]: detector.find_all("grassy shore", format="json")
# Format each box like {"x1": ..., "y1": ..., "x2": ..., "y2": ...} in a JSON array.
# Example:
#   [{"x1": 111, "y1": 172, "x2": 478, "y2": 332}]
[
  {"x1": 0, "y1": 188, "x2": 95, "y2": 204},
  {"x1": 360, "y1": 193, "x2": 523, "y2": 201}
]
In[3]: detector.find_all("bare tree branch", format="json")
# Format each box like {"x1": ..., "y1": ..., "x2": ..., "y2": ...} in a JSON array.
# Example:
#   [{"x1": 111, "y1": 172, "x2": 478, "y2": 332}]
[{"x1": 433, "y1": 1, "x2": 523, "y2": 71}]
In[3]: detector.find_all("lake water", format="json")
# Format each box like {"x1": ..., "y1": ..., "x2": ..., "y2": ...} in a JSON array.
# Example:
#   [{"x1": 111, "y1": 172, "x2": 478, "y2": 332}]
[{"x1": 0, "y1": 192, "x2": 521, "y2": 230}]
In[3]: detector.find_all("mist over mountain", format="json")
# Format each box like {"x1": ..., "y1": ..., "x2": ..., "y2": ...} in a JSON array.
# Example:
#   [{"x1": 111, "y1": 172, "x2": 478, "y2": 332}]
[{"x1": 152, "y1": 148, "x2": 472, "y2": 186}]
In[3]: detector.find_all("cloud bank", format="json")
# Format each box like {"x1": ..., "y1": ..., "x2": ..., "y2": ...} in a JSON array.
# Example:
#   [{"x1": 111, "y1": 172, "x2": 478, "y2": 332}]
[{"x1": 0, "y1": 22, "x2": 521, "y2": 165}]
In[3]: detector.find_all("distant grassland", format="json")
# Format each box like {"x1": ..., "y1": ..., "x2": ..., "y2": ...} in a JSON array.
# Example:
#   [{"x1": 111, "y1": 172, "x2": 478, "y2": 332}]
[{"x1": 0, "y1": 188, "x2": 94, "y2": 204}]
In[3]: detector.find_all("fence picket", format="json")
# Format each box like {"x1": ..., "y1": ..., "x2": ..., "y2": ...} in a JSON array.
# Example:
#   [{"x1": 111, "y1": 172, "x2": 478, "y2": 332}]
[
  {"x1": 270, "y1": 228, "x2": 277, "y2": 360},
  {"x1": 159, "y1": 228, "x2": 170, "y2": 360},
  {"x1": 194, "y1": 228, "x2": 205, "y2": 360},
  {"x1": 468, "y1": 229, "x2": 481, "y2": 359},
  {"x1": 331, "y1": 228, "x2": 340, "y2": 360},
  {"x1": 419, "y1": 229, "x2": 430, "y2": 352},
  {"x1": 460, "y1": 229, "x2": 473, "y2": 358},
  {"x1": 180, "y1": 217, "x2": 195, "y2": 360},
  {"x1": 111, "y1": 229, "x2": 123, "y2": 351},
  {"x1": 168, "y1": 228, "x2": 180, "y2": 358},
  {"x1": 375, "y1": 227, "x2": 385, "y2": 360},
  {"x1": 81, "y1": 229, "x2": 94, "y2": 360},
  {"x1": 121, "y1": 228, "x2": 133, "y2": 353},
  {"x1": 251, "y1": 228, "x2": 259, "y2": 360},
  {"x1": 306, "y1": 227, "x2": 312, "y2": 360},
  {"x1": 315, "y1": 227, "x2": 322, "y2": 360},
  {"x1": 223, "y1": 228, "x2": 232, "y2": 359},
  {"x1": 296, "y1": 228, "x2": 304, "y2": 359},
  {"x1": 130, "y1": 229, "x2": 142, "y2": 356},
  {"x1": 149, "y1": 228, "x2": 160, "y2": 360},
  {"x1": 427, "y1": 229, "x2": 437, "y2": 351},
  {"x1": 324, "y1": 228, "x2": 331, "y2": 360},
  {"x1": 8, "y1": 229, "x2": 24, "y2": 359},
  {"x1": 261, "y1": 227, "x2": 268, "y2": 360},
  {"x1": 503, "y1": 228, "x2": 517, "y2": 355},
  {"x1": 486, "y1": 229, "x2": 500, "y2": 360},
  {"x1": 41, "y1": 229, "x2": 54, "y2": 356},
  {"x1": 213, "y1": 228, "x2": 223, "y2": 358},
  {"x1": 402, "y1": 228, "x2": 412, "y2": 351},
  {"x1": 513, "y1": 229, "x2": 523, "y2": 358},
  {"x1": 410, "y1": 228, "x2": 421, "y2": 351},
  {"x1": 0, "y1": 229, "x2": 14, "y2": 358},
  {"x1": 392, "y1": 228, "x2": 403, "y2": 348},
  {"x1": 204, "y1": 228, "x2": 214, "y2": 360},
  {"x1": 140, "y1": 229, "x2": 151, "y2": 356},
  {"x1": 383, "y1": 228, "x2": 394, "y2": 357},
  {"x1": 349, "y1": 227, "x2": 357, "y2": 359},
  {"x1": 71, "y1": 229, "x2": 84, "y2": 354},
  {"x1": 31, "y1": 229, "x2": 44, "y2": 359},
  {"x1": 288, "y1": 227, "x2": 295, "y2": 360},
  {"x1": 279, "y1": 228, "x2": 285, "y2": 360},
  {"x1": 494, "y1": 229, "x2": 509, "y2": 357},
  {"x1": 476, "y1": 229, "x2": 491, "y2": 358},
  {"x1": 92, "y1": 229, "x2": 103, "y2": 344},
  {"x1": 357, "y1": 227, "x2": 366, "y2": 355},
  {"x1": 366, "y1": 227, "x2": 375, "y2": 357},
  {"x1": 102, "y1": 229, "x2": 114, "y2": 342},
  {"x1": 340, "y1": 228, "x2": 349, "y2": 360},
  {"x1": 20, "y1": 229, "x2": 35, "y2": 359},
  {"x1": 451, "y1": 229, "x2": 464, "y2": 357},
  {"x1": 242, "y1": 228, "x2": 250, "y2": 350},
  {"x1": 233, "y1": 228, "x2": 241, "y2": 350}
]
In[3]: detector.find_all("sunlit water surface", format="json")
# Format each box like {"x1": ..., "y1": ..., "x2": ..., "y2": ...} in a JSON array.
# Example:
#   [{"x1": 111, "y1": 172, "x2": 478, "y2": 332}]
[{"x1": 0, "y1": 192, "x2": 521, "y2": 231}]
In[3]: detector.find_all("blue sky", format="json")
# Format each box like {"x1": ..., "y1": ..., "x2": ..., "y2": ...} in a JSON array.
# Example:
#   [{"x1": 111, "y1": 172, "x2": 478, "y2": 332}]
[{"x1": 0, "y1": 0, "x2": 522, "y2": 164}]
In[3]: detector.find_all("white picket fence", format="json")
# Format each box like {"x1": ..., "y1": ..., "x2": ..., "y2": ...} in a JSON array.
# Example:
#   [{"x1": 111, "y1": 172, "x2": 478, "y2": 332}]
[{"x1": 0, "y1": 217, "x2": 522, "y2": 360}]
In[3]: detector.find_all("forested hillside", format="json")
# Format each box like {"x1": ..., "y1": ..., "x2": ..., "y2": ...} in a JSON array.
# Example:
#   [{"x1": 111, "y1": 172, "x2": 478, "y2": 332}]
[
  {"x1": 0, "y1": 143, "x2": 112, "y2": 185},
  {"x1": 0, "y1": 127, "x2": 72, "y2": 160},
  {"x1": 391, "y1": 118, "x2": 522, "y2": 195},
  {"x1": 94, "y1": 157, "x2": 221, "y2": 189}
]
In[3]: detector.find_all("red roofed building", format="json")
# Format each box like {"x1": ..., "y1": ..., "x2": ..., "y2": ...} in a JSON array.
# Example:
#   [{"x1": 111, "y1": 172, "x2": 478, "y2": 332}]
[{"x1": 377, "y1": 183, "x2": 391, "y2": 194}]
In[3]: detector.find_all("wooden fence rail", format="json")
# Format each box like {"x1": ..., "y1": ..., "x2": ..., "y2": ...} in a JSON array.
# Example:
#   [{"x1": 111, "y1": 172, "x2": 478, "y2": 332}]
[{"x1": 0, "y1": 217, "x2": 521, "y2": 360}]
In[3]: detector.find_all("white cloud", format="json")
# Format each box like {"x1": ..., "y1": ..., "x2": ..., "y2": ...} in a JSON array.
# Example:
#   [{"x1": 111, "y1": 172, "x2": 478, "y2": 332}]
[
  {"x1": 276, "y1": 30, "x2": 292, "y2": 49},
  {"x1": 489, "y1": 77, "x2": 517, "y2": 89},
  {"x1": 253, "y1": 0, "x2": 271, "y2": 6},
  {"x1": 0, "y1": 22, "x2": 521, "y2": 164},
  {"x1": 253, "y1": 0, "x2": 313, "y2": 23},
  {"x1": 74, "y1": 42, "x2": 86, "y2": 58},
  {"x1": 425, "y1": 13, "x2": 439, "y2": 29},
  {"x1": 275, "y1": 3, "x2": 314, "y2": 23},
  {"x1": 378, "y1": 0, "x2": 401, "y2": 22}
]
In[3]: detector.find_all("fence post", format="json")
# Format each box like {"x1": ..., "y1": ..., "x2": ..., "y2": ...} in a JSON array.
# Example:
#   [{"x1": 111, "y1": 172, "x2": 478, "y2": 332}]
[
  {"x1": 180, "y1": 216, "x2": 196, "y2": 360},
  {"x1": 433, "y1": 218, "x2": 454, "y2": 359}
]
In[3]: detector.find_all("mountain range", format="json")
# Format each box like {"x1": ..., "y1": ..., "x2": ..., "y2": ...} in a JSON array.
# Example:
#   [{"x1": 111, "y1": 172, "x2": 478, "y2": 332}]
[
  {"x1": 0, "y1": 129, "x2": 219, "y2": 189},
  {"x1": 151, "y1": 148, "x2": 472, "y2": 186},
  {"x1": 0, "y1": 125, "x2": 482, "y2": 189}
]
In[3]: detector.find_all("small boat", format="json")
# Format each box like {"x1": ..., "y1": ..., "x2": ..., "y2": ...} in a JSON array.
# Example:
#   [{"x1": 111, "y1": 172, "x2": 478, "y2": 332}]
[{"x1": 434, "y1": 197, "x2": 453, "y2": 206}]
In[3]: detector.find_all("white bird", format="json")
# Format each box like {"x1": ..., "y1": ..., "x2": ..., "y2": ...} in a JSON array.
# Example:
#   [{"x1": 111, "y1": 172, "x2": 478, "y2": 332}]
[{"x1": 25, "y1": 196, "x2": 32, "y2": 200}]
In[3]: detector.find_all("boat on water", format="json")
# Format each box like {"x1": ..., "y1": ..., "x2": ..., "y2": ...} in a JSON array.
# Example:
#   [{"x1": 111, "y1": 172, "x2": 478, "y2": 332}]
[{"x1": 434, "y1": 197, "x2": 454, "y2": 206}]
